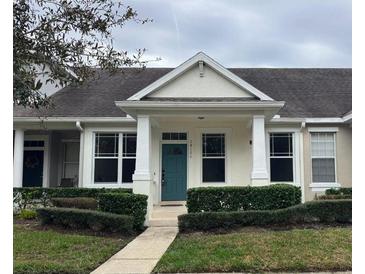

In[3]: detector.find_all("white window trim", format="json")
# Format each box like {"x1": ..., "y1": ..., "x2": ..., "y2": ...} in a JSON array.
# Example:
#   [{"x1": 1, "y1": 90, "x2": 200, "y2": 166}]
[
  {"x1": 198, "y1": 128, "x2": 232, "y2": 185},
  {"x1": 266, "y1": 128, "x2": 301, "y2": 187},
  {"x1": 309, "y1": 131, "x2": 339, "y2": 191},
  {"x1": 308, "y1": 127, "x2": 339, "y2": 132},
  {"x1": 92, "y1": 132, "x2": 136, "y2": 186}
]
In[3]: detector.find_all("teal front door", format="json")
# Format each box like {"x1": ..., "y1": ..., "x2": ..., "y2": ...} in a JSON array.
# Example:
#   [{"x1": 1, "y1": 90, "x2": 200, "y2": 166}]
[{"x1": 161, "y1": 144, "x2": 187, "y2": 201}]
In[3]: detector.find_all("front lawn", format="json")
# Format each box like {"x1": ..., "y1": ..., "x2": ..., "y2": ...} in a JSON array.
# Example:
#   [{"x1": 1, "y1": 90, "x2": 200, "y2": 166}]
[
  {"x1": 154, "y1": 227, "x2": 351, "y2": 273},
  {"x1": 14, "y1": 223, "x2": 135, "y2": 274}
]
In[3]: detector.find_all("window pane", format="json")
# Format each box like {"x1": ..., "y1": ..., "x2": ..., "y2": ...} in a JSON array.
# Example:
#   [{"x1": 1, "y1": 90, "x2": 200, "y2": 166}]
[
  {"x1": 203, "y1": 134, "x2": 225, "y2": 156},
  {"x1": 171, "y1": 133, "x2": 179, "y2": 140},
  {"x1": 123, "y1": 134, "x2": 136, "y2": 157},
  {"x1": 63, "y1": 163, "x2": 79, "y2": 179},
  {"x1": 122, "y1": 159, "x2": 136, "y2": 183},
  {"x1": 270, "y1": 133, "x2": 292, "y2": 156},
  {"x1": 162, "y1": 133, "x2": 171, "y2": 140},
  {"x1": 162, "y1": 132, "x2": 187, "y2": 140},
  {"x1": 312, "y1": 158, "x2": 336, "y2": 182},
  {"x1": 94, "y1": 159, "x2": 118, "y2": 183},
  {"x1": 95, "y1": 133, "x2": 118, "y2": 157},
  {"x1": 179, "y1": 133, "x2": 187, "y2": 140},
  {"x1": 64, "y1": 142, "x2": 79, "y2": 162},
  {"x1": 270, "y1": 158, "x2": 293, "y2": 182},
  {"x1": 203, "y1": 158, "x2": 225, "y2": 182},
  {"x1": 311, "y1": 132, "x2": 335, "y2": 157},
  {"x1": 24, "y1": 140, "x2": 44, "y2": 147}
]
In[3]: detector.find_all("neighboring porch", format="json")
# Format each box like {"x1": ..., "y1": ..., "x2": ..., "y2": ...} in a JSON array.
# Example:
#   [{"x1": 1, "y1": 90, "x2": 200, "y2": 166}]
[{"x1": 13, "y1": 128, "x2": 83, "y2": 188}]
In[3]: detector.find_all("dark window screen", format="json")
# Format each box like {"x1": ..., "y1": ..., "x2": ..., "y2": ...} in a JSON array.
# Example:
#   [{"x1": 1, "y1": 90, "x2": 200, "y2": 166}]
[
  {"x1": 122, "y1": 159, "x2": 136, "y2": 183},
  {"x1": 202, "y1": 158, "x2": 225, "y2": 182},
  {"x1": 94, "y1": 159, "x2": 118, "y2": 183}
]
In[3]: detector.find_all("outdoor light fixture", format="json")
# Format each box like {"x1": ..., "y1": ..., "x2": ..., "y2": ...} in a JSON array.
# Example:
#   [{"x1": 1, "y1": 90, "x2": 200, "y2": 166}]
[{"x1": 197, "y1": 117, "x2": 205, "y2": 120}]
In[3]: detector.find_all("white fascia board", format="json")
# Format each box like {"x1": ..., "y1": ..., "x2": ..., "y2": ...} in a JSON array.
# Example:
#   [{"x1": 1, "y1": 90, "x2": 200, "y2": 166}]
[
  {"x1": 342, "y1": 111, "x2": 352, "y2": 122},
  {"x1": 13, "y1": 116, "x2": 136, "y2": 123},
  {"x1": 305, "y1": 117, "x2": 345, "y2": 123},
  {"x1": 127, "y1": 52, "x2": 274, "y2": 101},
  {"x1": 270, "y1": 116, "x2": 352, "y2": 124},
  {"x1": 270, "y1": 117, "x2": 305, "y2": 123},
  {"x1": 115, "y1": 100, "x2": 285, "y2": 109}
]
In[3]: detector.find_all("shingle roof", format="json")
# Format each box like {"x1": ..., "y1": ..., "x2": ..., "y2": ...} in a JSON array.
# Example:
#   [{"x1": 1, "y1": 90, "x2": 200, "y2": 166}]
[{"x1": 13, "y1": 68, "x2": 351, "y2": 118}]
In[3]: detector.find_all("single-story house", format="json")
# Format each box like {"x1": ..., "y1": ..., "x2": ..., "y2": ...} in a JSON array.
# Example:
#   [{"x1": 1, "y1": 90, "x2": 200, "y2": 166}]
[{"x1": 13, "y1": 52, "x2": 352, "y2": 220}]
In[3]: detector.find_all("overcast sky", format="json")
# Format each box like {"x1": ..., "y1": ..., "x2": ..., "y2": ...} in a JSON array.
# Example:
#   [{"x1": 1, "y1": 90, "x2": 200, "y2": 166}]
[{"x1": 114, "y1": 0, "x2": 352, "y2": 68}]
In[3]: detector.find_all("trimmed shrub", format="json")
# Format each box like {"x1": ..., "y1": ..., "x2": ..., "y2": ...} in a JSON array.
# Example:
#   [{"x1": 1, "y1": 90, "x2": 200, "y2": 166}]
[
  {"x1": 18, "y1": 209, "x2": 37, "y2": 220},
  {"x1": 186, "y1": 184, "x2": 301, "y2": 213},
  {"x1": 98, "y1": 193, "x2": 148, "y2": 230},
  {"x1": 325, "y1": 187, "x2": 352, "y2": 196},
  {"x1": 13, "y1": 187, "x2": 132, "y2": 210},
  {"x1": 37, "y1": 207, "x2": 134, "y2": 234},
  {"x1": 317, "y1": 194, "x2": 352, "y2": 200},
  {"x1": 51, "y1": 197, "x2": 98, "y2": 210},
  {"x1": 179, "y1": 200, "x2": 352, "y2": 232}
]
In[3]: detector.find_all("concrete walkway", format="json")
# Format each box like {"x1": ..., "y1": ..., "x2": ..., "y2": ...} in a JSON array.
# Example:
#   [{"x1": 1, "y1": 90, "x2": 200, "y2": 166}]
[{"x1": 91, "y1": 226, "x2": 178, "y2": 274}]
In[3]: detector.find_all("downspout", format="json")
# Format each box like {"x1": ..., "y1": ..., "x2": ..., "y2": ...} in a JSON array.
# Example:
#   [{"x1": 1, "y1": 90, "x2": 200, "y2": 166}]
[
  {"x1": 76, "y1": 121, "x2": 84, "y2": 187},
  {"x1": 299, "y1": 121, "x2": 306, "y2": 202}
]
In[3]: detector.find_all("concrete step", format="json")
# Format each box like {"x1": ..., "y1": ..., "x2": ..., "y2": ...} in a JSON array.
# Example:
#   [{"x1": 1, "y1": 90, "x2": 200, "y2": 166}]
[
  {"x1": 149, "y1": 204, "x2": 187, "y2": 227},
  {"x1": 149, "y1": 218, "x2": 178, "y2": 227},
  {"x1": 151, "y1": 211, "x2": 185, "y2": 219}
]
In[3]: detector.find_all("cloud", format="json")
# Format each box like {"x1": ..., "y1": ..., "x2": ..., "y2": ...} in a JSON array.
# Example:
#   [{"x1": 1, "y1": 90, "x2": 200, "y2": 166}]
[{"x1": 114, "y1": 0, "x2": 351, "y2": 68}]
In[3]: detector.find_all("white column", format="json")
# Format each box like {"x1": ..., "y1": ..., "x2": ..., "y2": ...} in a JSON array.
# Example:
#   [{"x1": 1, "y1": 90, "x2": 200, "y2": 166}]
[
  {"x1": 13, "y1": 129, "x2": 25, "y2": 187},
  {"x1": 78, "y1": 131, "x2": 84, "y2": 187},
  {"x1": 133, "y1": 115, "x2": 153, "y2": 222},
  {"x1": 251, "y1": 115, "x2": 269, "y2": 186}
]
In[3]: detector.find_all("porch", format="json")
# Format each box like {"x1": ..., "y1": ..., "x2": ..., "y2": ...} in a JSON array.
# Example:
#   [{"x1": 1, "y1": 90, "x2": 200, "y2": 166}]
[{"x1": 13, "y1": 128, "x2": 82, "y2": 188}]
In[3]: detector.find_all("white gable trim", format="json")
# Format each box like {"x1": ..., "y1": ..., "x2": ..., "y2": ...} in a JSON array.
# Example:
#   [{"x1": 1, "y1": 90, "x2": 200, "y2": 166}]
[{"x1": 127, "y1": 52, "x2": 274, "y2": 101}]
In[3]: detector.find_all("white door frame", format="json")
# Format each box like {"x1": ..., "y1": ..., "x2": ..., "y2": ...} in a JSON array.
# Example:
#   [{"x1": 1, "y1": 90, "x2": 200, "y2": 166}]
[
  {"x1": 23, "y1": 135, "x2": 50, "y2": 187},
  {"x1": 159, "y1": 133, "x2": 189, "y2": 203}
]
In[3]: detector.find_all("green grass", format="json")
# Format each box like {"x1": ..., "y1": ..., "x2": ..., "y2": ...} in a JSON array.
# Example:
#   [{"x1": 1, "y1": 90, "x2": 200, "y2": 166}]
[
  {"x1": 154, "y1": 227, "x2": 352, "y2": 273},
  {"x1": 14, "y1": 224, "x2": 134, "y2": 274}
]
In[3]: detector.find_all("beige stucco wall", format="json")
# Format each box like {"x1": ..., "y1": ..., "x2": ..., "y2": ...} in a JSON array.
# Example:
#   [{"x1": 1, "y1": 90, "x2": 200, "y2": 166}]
[
  {"x1": 302, "y1": 125, "x2": 352, "y2": 201},
  {"x1": 150, "y1": 118, "x2": 252, "y2": 204},
  {"x1": 148, "y1": 65, "x2": 254, "y2": 98}
]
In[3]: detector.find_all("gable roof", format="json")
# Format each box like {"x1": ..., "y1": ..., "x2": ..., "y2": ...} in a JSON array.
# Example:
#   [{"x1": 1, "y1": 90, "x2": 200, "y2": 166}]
[
  {"x1": 13, "y1": 67, "x2": 351, "y2": 118},
  {"x1": 128, "y1": 52, "x2": 273, "y2": 101}
]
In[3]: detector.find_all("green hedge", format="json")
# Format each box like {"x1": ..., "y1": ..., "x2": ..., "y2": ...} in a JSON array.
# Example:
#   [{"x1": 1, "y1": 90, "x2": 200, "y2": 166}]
[
  {"x1": 51, "y1": 197, "x2": 98, "y2": 210},
  {"x1": 14, "y1": 187, "x2": 132, "y2": 199},
  {"x1": 179, "y1": 200, "x2": 352, "y2": 232},
  {"x1": 37, "y1": 207, "x2": 134, "y2": 234},
  {"x1": 317, "y1": 194, "x2": 352, "y2": 200},
  {"x1": 186, "y1": 184, "x2": 301, "y2": 213},
  {"x1": 98, "y1": 193, "x2": 148, "y2": 230},
  {"x1": 325, "y1": 187, "x2": 352, "y2": 196},
  {"x1": 13, "y1": 187, "x2": 132, "y2": 209}
]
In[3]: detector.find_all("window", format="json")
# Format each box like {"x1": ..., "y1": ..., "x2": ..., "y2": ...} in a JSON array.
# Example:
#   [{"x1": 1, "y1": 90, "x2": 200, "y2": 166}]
[
  {"x1": 122, "y1": 134, "x2": 136, "y2": 183},
  {"x1": 269, "y1": 133, "x2": 294, "y2": 182},
  {"x1": 162, "y1": 132, "x2": 187, "y2": 140},
  {"x1": 311, "y1": 132, "x2": 336, "y2": 183},
  {"x1": 93, "y1": 133, "x2": 136, "y2": 184},
  {"x1": 63, "y1": 142, "x2": 79, "y2": 180},
  {"x1": 24, "y1": 140, "x2": 45, "y2": 147},
  {"x1": 94, "y1": 133, "x2": 119, "y2": 183},
  {"x1": 202, "y1": 133, "x2": 225, "y2": 182}
]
